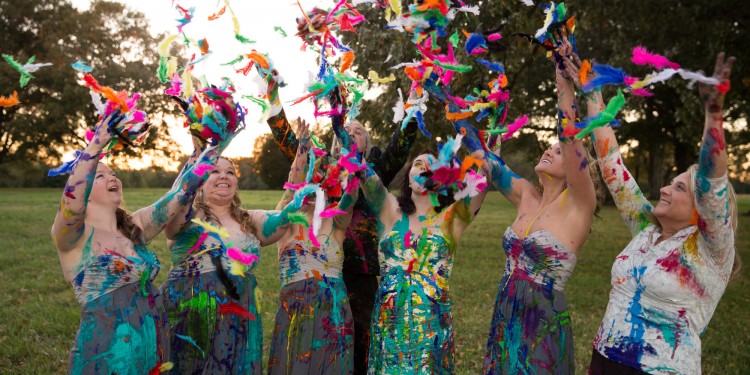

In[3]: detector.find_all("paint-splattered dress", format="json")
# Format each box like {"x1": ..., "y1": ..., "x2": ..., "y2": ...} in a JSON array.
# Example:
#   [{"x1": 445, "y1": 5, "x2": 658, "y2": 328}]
[
  {"x1": 162, "y1": 222, "x2": 263, "y2": 374},
  {"x1": 68, "y1": 228, "x2": 169, "y2": 375},
  {"x1": 483, "y1": 228, "x2": 576, "y2": 374},
  {"x1": 591, "y1": 150, "x2": 735, "y2": 374},
  {"x1": 268, "y1": 238, "x2": 354, "y2": 374},
  {"x1": 368, "y1": 211, "x2": 463, "y2": 375}
]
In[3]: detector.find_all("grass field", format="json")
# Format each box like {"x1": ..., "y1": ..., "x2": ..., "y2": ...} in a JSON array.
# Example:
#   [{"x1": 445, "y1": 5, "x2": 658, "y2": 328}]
[{"x1": 0, "y1": 188, "x2": 748, "y2": 374}]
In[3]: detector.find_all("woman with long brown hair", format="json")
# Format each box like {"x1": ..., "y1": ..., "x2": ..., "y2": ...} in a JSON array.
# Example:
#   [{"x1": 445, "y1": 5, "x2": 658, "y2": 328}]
[{"x1": 51, "y1": 114, "x2": 225, "y2": 374}]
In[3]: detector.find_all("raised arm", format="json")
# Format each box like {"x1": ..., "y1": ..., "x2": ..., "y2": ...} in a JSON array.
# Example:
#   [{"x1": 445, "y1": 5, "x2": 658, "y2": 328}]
[
  {"x1": 263, "y1": 68, "x2": 298, "y2": 162},
  {"x1": 480, "y1": 142, "x2": 536, "y2": 208},
  {"x1": 51, "y1": 115, "x2": 115, "y2": 252},
  {"x1": 372, "y1": 118, "x2": 418, "y2": 186},
  {"x1": 554, "y1": 49, "x2": 597, "y2": 216},
  {"x1": 358, "y1": 161, "x2": 398, "y2": 227},
  {"x1": 132, "y1": 143, "x2": 224, "y2": 242},
  {"x1": 562, "y1": 55, "x2": 654, "y2": 236},
  {"x1": 277, "y1": 120, "x2": 309, "y2": 210},
  {"x1": 695, "y1": 53, "x2": 735, "y2": 259}
]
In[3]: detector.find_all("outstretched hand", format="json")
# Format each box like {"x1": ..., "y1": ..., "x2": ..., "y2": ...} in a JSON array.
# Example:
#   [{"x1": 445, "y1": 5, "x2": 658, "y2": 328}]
[
  {"x1": 699, "y1": 52, "x2": 735, "y2": 113},
  {"x1": 296, "y1": 117, "x2": 311, "y2": 149}
]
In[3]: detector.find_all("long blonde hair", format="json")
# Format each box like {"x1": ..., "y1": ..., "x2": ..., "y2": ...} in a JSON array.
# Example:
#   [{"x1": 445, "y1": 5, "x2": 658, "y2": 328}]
[
  {"x1": 193, "y1": 157, "x2": 256, "y2": 236},
  {"x1": 687, "y1": 164, "x2": 741, "y2": 281}
]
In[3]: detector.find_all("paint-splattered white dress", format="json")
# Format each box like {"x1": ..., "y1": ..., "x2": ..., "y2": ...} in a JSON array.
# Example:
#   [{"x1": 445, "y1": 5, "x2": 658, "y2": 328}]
[{"x1": 592, "y1": 150, "x2": 735, "y2": 374}]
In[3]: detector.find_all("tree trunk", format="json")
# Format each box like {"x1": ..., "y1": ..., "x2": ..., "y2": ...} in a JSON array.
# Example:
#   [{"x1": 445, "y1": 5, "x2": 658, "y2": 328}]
[{"x1": 647, "y1": 142, "x2": 666, "y2": 200}]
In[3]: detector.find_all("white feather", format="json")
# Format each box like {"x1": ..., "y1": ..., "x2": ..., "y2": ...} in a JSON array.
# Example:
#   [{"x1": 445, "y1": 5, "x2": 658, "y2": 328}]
[
  {"x1": 90, "y1": 92, "x2": 105, "y2": 116},
  {"x1": 312, "y1": 186, "x2": 325, "y2": 237},
  {"x1": 392, "y1": 88, "x2": 405, "y2": 124}
]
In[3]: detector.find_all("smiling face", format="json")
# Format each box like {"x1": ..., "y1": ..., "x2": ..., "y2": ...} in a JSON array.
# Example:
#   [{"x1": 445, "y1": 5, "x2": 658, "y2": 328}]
[
  {"x1": 408, "y1": 154, "x2": 431, "y2": 195},
  {"x1": 89, "y1": 163, "x2": 122, "y2": 207},
  {"x1": 345, "y1": 121, "x2": 368, "y2": 154},
  {"x1": 652, "y1": 171, "x2": 696, "y2": 226},
  {"x1": 202, "y1": 158, "x2": 238, "y2": 204},
  {"x1": 534, "y1": 143, "x2": 565, "y2": 180}
]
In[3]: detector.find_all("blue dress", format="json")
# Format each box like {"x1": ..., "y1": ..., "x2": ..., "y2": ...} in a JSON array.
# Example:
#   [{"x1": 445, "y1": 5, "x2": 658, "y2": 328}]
[{"x1": 483, "y1": 228, "x2": 577, "y2": 374}]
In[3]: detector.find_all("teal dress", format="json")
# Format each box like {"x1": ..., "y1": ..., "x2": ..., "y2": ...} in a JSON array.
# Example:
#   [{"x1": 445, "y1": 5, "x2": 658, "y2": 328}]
[
  {"x1": 368, "y1": 212, "x2": 460, "y2": 375},
  {"x1": 68, "y1": 228, "x2": 169, "y2": 375},
  {"x1": 161, "y1": 221, "x2": 263, "y2": 374}
]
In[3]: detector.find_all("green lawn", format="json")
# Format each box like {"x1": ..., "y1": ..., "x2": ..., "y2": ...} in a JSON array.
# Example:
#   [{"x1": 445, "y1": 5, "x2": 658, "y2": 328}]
[{"x1": 1, "y1": 189, "x2": 748, "y2": 374}]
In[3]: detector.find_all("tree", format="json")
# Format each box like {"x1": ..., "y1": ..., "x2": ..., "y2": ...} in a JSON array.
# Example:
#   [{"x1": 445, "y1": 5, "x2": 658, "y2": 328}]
[
  {"x1": 252, "y1": 133, "x2": 293, "y2": 189},
  {"x1": 0, "y1": 0, "x2": 179, "y2": 168},
  {"x1": 343, "y1": 0, "x2": 750, "y2": 198}
]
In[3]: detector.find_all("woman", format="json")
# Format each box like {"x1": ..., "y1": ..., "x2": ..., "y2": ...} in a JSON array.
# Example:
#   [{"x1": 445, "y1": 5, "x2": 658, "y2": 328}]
[
  {"x1": 480, "y1": 42, "x2": 602, "y2": 374},
  {"x1": 261, "y1": 64, "x2": 417, "y2": 374},
  {"x1": 51, "y1": 115, "x2": 222, "y2": 374},
  {"x1": 579, "y1": 52, "x2": 740, "y2": 374},
  {"x1": 161, "y1": 151, "x2": 291, "y2": 373},
  {"x1": 361, "y1": 147, "x2": 488, "y2": 374},
  {"x1": 267, "y1": 121, "x2": 360, "y2": 374}
]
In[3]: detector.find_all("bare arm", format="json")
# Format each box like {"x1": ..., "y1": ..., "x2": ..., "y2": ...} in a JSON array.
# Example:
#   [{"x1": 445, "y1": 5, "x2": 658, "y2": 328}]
[
  {"x1": 51, "y1": 116, "x2": 115, "y2": 252},
  {"x1": 554, "y1": 52, "x2": 597, "y2": 216}
]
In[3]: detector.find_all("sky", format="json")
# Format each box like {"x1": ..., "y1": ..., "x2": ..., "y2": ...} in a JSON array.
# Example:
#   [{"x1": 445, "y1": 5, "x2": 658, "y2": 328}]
[{"x1": 70, "y1": 0, "x2": 340, "y2": 167}]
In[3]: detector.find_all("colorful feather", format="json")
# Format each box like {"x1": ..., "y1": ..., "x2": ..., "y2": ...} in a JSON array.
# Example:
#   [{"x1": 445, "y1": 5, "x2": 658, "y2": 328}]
[
  {"x1": 226, "y1": 247, "x2": 259, "y2": 266},
  {"x1": 631, "y1": 45, "x2": 680, "y2": 70}
]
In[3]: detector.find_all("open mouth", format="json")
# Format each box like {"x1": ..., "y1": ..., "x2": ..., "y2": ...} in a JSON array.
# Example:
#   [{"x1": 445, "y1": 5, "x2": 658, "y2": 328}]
[
  {"x1": 107, "y1": 185, "x2": 119, "y2": 192},
  {"x1": 541, "y1": 159, "x2": 551, "y2": 164},
  {"x1": 216, "y1": 183, "x2": 230, "y2": 189}
]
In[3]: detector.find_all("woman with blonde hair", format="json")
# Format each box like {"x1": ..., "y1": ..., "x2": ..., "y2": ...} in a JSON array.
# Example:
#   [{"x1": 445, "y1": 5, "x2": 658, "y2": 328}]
[{"x1": 565, "y1": 51, "x2": 740, "y2": 374}]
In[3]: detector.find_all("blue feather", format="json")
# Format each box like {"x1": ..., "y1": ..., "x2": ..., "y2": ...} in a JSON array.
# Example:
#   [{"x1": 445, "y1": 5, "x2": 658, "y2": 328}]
[
  {"x1": 584, "y1": 64, "x2": 626, "y2": 92},
  {"x1": 476, "y1": 59, "x2": 505, "y2": 72}
]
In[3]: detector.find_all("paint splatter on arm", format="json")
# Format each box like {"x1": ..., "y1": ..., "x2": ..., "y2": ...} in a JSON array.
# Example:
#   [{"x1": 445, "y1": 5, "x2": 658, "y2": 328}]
[
  {"x1": 51, "y1": 120, "x2": 112, "y2": 252},
  {"x1": 277, "y1": 127, "x2": 309, "y2": 210},
  {"x1": 481, "y1": 150, "x2": 530, "y2": 208},
  {"x1": 133, "y1": 145, "x2": 221, "y2": 242},
  {"x1": 358, "y1": 162, "x2": 391, "y2": 221},
  {"x1": 556, "y1": 68, "x2": 597, "y2": 214},
  {"x1": 694, "y1": 52, "x2": 735, "y2": 261}
]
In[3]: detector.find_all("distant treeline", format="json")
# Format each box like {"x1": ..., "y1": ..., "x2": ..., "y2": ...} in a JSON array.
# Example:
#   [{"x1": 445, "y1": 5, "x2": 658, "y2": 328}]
[
  {"x1": 0, "y1": 158, "x2": 271, "y2": 190},
  {"x1": 2, "y1": 158, "x2": 750, "y2": 196}
]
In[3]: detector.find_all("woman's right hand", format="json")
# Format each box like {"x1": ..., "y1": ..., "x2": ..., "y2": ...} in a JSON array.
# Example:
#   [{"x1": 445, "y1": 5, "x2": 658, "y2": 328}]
[{"x1": 87, "y1": 111, "x2": 120, "y2": 152}]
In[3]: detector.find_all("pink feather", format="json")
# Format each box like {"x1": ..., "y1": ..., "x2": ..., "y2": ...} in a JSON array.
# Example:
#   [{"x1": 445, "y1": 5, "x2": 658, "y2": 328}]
[
  {"x1": 85, "y1": 129, "x2": 95, "y2": 142},
  {"x1": 631, "y1": 46, "x2": 680, "y2": 70},
  {"x1": 283, "y1": 182, "x2": 305, "y2": 191},
  {"x1": 487, "y1": 33, "x2": 503, "y2": 41},
  {"x1": 344, "y1": 176, "x2": 359, "y2": 194},
  {"x1": 623, "y1": 76, "x2": 640, "y2": 86},
  {"x1": 227, "y1": 247, "x2": 259, "y2": 265},
  {"x1": 187, "y1": 232, "x2": 209, "y2": 255},
  {"x1": 308, "y1": 226, "x2": 321, "y2": 247},
  {"x1": 630, "y1": 88, "x2": 654, "y2": 97},
  {"x1": 403, "y1": 230, "x2": 412, "y2": 247},
  {"x1": 312, "y1": 147, "x2": 328, "y2": 157},
  {"x1": 502, "y1": 114, "x2": 529, "y2": 141},
  {"x1": 320, "y1": 208, "x2": 347, "y2": 218},
  {"x1": 192, "y1": 164, "x2": 214, "y2": 177}
]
